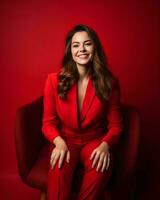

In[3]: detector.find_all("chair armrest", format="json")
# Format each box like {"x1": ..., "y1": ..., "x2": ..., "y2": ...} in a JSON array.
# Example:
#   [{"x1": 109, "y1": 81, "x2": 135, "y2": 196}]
[{"x1": 14, "y1": 96, "x2": 47, "y2": 182}]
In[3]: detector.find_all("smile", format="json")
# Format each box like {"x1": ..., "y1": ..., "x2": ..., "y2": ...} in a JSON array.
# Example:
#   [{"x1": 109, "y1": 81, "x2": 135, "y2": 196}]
[{"x1": 78, "y1": 54, "x2": 89, "y2": 58}]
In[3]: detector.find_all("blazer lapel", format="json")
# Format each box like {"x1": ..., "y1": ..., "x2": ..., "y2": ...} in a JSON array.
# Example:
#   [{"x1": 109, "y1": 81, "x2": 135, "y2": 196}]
[{"x1": 67, "y1": 82, "x2": 79, "y2": 129}]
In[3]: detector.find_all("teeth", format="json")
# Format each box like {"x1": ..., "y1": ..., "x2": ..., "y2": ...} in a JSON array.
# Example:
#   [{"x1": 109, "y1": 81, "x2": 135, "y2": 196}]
[{"x1": 79, "y1": 55, "x2": 88, "y2": 58}]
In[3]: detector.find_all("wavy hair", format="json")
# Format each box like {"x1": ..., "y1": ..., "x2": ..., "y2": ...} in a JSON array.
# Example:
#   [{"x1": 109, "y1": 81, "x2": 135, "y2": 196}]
[{"x1": 57, "y1": 24, "x2": 116, "y2": 102}]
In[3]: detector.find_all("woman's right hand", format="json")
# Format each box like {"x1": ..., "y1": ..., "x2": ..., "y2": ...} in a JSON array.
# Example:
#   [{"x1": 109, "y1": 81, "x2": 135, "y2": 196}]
[{"x1": 50, "y1": 136, "x2": 70, "y2": 169}]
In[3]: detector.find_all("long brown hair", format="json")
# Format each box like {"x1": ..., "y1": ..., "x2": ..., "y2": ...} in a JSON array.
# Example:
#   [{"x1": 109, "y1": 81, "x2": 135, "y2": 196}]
[{"x1": 57, "y1": 24, "x2": 117, "y2": 102}]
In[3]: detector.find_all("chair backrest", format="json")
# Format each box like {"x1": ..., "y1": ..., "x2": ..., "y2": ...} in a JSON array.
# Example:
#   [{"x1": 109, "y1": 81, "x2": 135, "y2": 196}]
[{"x1": 15, "y1": 96, "x2": 46, "y2": 181}]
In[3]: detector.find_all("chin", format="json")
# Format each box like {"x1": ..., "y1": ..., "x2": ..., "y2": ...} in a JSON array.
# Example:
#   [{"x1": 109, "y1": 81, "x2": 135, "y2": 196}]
[
  {"x1": 77, "y1": 62, "x2": 91, "y2": 66},
  {"x1": 75, "y1": 59, "x2": 93, "y2": 66}
]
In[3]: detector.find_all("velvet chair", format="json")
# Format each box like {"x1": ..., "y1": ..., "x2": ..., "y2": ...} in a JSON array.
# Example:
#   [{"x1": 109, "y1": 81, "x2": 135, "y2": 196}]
[{"x1": 15, "y1": 96, "x2": 141, "y2": 200}]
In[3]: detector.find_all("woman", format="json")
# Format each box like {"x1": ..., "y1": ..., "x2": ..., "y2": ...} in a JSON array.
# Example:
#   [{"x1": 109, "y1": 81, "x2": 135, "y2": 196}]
[{"x1": 42, "y1": 24, "x2": 123, "y2": 200}]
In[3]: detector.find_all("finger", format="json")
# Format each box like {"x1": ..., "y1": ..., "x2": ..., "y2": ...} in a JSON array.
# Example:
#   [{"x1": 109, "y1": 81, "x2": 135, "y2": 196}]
[
  {"x1": 92, "y1": 151, "x2": 100, "y2": 168},
  {"x1": 66, "y1": 151, "x2": 70, "y2": 163},
  {"x1": 51, "y1": 153, "x2": 59, "y2": 169},
  {"x1": 96, "y1": 153, "x2": 104, "y2": 172},
  {"x1": 90, "y1": 149, "x2": 96, "y2": 160},
  {"x1": 101, "y1": 154, "x2": 107, "y2": 172},
  {"x1": 59, "y1": 150, "x2": 65, "y2": 168},
  {"x1": 106, "y1": 152, "x2": 110, "y2": 171},
  {"x1": 50, "y1": 151, "x2": 56, "y2": 165}
]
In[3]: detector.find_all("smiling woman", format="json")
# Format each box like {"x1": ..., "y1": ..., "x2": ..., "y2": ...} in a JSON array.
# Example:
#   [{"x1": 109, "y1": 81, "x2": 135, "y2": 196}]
[{"x1": 42, "y1": 24, "x2": 123, "y2": 200}]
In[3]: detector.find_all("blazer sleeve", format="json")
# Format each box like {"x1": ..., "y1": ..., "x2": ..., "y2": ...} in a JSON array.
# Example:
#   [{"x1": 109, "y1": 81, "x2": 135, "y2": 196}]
[
  {"x1": 101, "y1": 79, "x2": 123, "y2": 149},
  {"x1": 41, "y1": 74, "x2": 61, "y2": 143}
]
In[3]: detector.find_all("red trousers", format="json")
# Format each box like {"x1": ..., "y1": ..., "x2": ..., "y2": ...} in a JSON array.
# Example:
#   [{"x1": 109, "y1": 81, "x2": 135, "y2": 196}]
[{"x1": 47, "y1": 137, "x2": 113, "y2": 200}]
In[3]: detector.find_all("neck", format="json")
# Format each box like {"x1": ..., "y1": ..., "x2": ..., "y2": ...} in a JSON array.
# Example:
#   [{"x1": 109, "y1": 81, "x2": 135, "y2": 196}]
[{"x1": 76, "y1": 64, "x2": 91, "y2": 80}]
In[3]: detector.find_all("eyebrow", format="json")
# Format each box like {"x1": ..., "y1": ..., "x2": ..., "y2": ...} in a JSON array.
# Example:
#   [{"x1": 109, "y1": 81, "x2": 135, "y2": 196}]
[{"x1": 72, "y1": 39, "x2": 92, "y2": 44}]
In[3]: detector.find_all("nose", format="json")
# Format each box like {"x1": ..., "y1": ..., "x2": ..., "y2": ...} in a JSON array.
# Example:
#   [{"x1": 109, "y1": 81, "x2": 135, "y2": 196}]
[{"x1": 79, "y1": 44, "x2": 86, "y2": 52}]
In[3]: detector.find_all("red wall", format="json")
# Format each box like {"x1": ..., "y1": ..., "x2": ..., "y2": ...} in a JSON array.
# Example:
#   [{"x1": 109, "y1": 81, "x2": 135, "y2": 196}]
[{"x1": 1, "y1": 0, "x2": 160, "y2": 199}]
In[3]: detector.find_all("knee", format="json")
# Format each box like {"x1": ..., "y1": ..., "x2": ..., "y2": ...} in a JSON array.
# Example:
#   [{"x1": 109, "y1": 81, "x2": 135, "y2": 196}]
[
  {"x1": 82, "y1": 157, "x2": 113, "y2": 179},
  {"x1": 48, "y1": 160, "x2": 72, "y2": 176}
]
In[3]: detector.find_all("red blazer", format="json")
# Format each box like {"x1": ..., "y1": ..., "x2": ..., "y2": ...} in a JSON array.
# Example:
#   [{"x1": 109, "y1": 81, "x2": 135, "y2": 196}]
[{"x1": 42, "y1": 71, "x2": 123, "y2": 148}]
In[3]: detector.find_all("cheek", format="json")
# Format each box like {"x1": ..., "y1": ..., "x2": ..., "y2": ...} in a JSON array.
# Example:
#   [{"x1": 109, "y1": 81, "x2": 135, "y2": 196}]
[
  {"x1": 89, "y1": 48, "x2": 95, "y2": 59},
  {"x1": 91, "y1": 46, "x2": 95, "y2": 54},
  {"x1": 71, "y1": 48, "x2": 77, "y2": 57},
  {"x1": 87, "y1": 46, "x2": 95, "y2": 54}
]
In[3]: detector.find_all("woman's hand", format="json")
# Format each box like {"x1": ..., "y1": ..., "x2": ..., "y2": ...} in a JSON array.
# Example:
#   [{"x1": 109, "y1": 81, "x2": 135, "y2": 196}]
[
  {"x1": 90, "y1": 141, "x2": 110, "y2": 172},
  {"x1": 50, "y1": 136, "x2": 70, "y2": 169}
]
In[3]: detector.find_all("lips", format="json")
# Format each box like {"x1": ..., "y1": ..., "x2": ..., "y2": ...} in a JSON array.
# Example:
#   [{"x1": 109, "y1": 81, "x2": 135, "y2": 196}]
[{"x1": 78, "y1": 54, "x2": 89, "y2": 58}]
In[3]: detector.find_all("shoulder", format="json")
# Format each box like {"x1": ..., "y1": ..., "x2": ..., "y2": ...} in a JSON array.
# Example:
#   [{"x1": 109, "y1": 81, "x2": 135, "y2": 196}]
[{"x1": 47, "y1": 69, "x2": 60, "y2": 86}]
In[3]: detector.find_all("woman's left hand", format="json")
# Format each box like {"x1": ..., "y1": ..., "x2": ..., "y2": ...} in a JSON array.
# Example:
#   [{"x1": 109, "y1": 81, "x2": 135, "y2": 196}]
[{"x1": 90, "y1": 141, "x2": 110, "y2": 172}]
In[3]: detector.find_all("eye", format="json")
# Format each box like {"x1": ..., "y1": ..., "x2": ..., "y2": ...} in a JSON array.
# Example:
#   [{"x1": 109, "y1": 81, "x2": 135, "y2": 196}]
[
  {"x1": 72, "y1": 44, "x2": 79, "y2": 48},
  {"x1": 85, "y1": 42, "x2": 92, "y2": 46}
]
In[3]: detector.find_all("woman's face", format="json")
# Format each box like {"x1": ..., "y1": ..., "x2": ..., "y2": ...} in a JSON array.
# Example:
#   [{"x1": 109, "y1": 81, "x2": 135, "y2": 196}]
[{"x1": 71, "y1": 31, "x2": 95, "y2": 67}]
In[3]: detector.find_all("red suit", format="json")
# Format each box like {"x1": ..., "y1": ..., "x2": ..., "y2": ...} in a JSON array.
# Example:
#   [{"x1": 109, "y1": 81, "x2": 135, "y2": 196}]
[{"x1": 42, "y1": 71, "x2": 123, "y2": 200}]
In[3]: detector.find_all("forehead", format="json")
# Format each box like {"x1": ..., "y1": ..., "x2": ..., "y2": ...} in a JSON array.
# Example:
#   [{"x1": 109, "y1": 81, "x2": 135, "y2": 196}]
[{"x1": 72, "y1": 31, "x2": 91, "y2": 43}]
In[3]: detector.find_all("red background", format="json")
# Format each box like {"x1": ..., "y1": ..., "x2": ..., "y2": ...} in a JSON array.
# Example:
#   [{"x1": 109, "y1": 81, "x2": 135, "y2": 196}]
[{"x1": 1, "y1": 0, "x2": 160, "y2": 199}]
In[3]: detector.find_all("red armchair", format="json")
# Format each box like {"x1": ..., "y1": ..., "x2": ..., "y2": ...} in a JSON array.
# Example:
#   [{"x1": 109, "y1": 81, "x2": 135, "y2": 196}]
[{"x1": 15, "y1": 96, "x2": 141, "y2": 200}]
